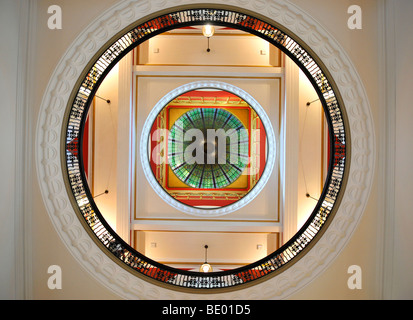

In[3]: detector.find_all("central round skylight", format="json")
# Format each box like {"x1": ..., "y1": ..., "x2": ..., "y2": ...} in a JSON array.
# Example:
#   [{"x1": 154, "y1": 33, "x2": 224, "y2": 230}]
[
  {"x1": 142, "y1": 82, "x2": 276, "y2": 215},
  {"x1": 168, "y1": 108, "x2": 249, "y2": 189}
]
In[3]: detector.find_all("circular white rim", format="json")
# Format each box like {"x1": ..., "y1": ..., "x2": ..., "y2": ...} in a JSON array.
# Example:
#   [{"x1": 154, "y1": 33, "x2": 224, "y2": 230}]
[{"x1": 140, "y1": 81, "x2": 276, "y2": 217}]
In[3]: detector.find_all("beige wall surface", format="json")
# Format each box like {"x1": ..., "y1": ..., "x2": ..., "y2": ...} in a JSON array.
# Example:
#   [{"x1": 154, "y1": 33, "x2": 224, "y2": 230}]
[
  {"x1": 391, "y1": 0, "x2": 413, "y2": 300},
  {"x1": 2, "y1": 0, "x2": 412, "y2": 300},
  {"x1": 31, "y1": 0, "x2": 125, "y2": 300},
  {"x1": 281, "y1": 0, "x2": 382, "y2": 300}
]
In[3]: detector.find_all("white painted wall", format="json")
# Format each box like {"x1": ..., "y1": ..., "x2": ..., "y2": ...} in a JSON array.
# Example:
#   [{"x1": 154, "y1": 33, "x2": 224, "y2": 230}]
[
  {"x1": 30, "y1": 0, "x2": 123, "y2": 300},
  {"x1": 139, "y1": 33, "x2": 278, "y2": 66},
  {"x1": 92, "y1": 63, "x2": 119, "y2": 231},
  {"x1": 391, "y1": 0, "x2": 413, "y2": 299},
  {"x1": 297, "y1": 69, "x2": 324, "y2": 230},
  {"x1": 0, "y1": 0, "x2": 21, "y2": 300},
  {"x1": 142, "y1": 231, "x2": 270, "y2": 267}
]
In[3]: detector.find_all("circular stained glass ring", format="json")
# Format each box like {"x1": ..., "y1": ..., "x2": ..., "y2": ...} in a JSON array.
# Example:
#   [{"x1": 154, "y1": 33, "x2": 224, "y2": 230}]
[{"x1": 168, "y1": 108, "x2": 249, "y2": 189}]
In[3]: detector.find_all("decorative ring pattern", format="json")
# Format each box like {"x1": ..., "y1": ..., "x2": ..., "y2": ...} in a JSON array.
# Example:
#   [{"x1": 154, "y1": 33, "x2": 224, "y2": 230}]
[{"x1": 63, "y1": 7, "x2": 346, "y2": 290}]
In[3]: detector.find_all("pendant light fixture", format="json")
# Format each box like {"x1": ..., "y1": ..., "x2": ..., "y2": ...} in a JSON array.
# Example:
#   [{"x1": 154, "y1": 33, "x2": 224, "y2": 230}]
[
  {"x1": 202, "y1": 24, "x2": 215, "y2": 52},
  {"x1": 200, "y1": 245, "x2": 213, "y2": 272}
]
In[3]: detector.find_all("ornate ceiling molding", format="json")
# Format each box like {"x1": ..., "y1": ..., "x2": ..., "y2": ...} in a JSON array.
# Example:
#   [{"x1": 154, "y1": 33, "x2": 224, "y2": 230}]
[
  {"x1": 141, "y1": 80, "x2": 276, "y2": 217},
  {"x1": 36, "y1": 0, "x2": 375, "y2": 299}
]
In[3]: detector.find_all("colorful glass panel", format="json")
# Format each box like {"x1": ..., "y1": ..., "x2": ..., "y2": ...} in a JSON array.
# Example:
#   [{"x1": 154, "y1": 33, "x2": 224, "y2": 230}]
[{"x1": 168, "y1": 108, "x2": 249, "y2": 189}]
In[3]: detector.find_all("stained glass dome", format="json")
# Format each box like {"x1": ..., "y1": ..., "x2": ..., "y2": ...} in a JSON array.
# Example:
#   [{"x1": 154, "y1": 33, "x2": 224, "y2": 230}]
[
  {"x1": 168, "y1": 108, "x2": 249, "y2": 189},
  {"x1": 148, "y1": 87, "x2": 268, "y2": 210}
]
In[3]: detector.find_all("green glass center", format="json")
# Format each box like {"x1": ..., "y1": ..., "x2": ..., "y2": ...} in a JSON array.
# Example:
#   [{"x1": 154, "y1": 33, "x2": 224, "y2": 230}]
[{"x1": 168, "y1": 108, "x2": 249, "y2": 189}]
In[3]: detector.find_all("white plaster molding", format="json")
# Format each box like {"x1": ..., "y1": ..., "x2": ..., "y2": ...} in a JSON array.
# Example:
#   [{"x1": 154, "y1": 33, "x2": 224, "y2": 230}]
[
  {"x1": 36, "y1": 0, "x2": 375, "y2": 299},
  {"x1": 15, "y1": 0, "x2": 36, "y2": 299},
  {"x1": 140, "y1": 80, "x2": 276, "y2": 217},
  {"x1": 377, "y1": 0, "x2": 396, "y2": 300}
]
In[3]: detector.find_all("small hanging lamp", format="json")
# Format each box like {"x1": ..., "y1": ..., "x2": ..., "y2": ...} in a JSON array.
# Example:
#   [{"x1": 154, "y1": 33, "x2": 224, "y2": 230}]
[
  {"x1": 200, "y1": 245, "x2": 213, "y2": 272},
  {"x1": 202, "y1": 25, "x2": 215, "y2": 52}
]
